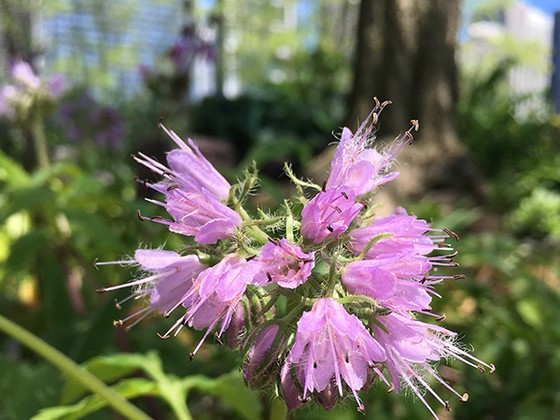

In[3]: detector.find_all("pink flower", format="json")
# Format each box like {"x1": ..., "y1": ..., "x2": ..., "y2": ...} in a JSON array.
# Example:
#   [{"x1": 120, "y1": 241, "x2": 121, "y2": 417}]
[
  {"x1": 159, "y1": 254, "x2": 257, "y2": 357},
  {"x1": 301, "y1": 187, "x2": 363, "y2": 243},
  {"x1": 135, "y1": 124, "x2": 241, "y2": 244},
  {"x1": 250, "y1": 238, "x2": 315, "y2": 288},
  {"x1": 96, "y1": 249, "x2": 206, "y2": 329},
  {"x1": 285, "y1": 298, "x2": 386, "y2": 411},
  {"x1": 349, "y1": 208, "x2": 439, "y2": 258},
  {"x1": 136, "y1": 124, "x2": 231, "y2": 200},
  {"x1": 342, "y1": 208, "x2": 461, "y2": 316},
  {"x1": 342, "y1": 253, "x2": 435, "y2": 315},
  {"x1": 373, "y1": 313, "x2": 495, "y2": 417},
  {"x1": 141, "y1": 187, "x2": 241, "y2": 244},
  {"x1": 325, "y1": 107, "x2": 409, "y2": 196}
]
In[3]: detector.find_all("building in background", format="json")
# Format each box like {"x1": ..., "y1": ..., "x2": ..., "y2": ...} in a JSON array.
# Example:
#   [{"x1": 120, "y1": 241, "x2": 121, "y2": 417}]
[{"x1": 463, "y1": 0, "x2": 556, "y2": 115}]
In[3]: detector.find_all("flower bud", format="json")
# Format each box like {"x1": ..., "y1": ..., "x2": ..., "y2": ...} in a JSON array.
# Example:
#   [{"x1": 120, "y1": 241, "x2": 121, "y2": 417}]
[
  {"x1": 280, "y1": 363, "x2": 304, "y2": 410},
  {"x1": 224, "y1": 302, "x2": 245, "y2": 350},
  {"x1": 243, "y1": 324, "x2": 283, "y2": 389}
]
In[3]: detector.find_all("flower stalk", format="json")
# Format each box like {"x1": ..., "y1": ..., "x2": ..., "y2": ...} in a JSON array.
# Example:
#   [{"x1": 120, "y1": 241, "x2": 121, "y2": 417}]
[{"x1": 0, "y1": 314, "x2": 150, "y2": 420}]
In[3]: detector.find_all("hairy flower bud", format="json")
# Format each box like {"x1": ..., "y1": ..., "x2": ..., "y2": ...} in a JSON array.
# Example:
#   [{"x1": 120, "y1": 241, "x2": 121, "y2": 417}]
[{"x1": 242, "y1": 324, "x2": 284, "y2": 389}]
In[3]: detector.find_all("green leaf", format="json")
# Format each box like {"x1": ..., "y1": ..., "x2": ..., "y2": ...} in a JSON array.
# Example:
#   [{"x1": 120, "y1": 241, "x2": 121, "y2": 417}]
[
  {"x1": 61, "y1": 353, "x2": 159, "y2": 404},
  {"x1": 62, "y1": 207, "x2": 119, "y2": 250},
  {"x1": 0, "y1": 186, "x2": 54, "y2": 221},
  {"x1": 186, "y1": 371, "x2": 262, "y2": 420},
  {"x1": 0, "y1": 355, "x2": 61, "y2": 420},
  {"x1": 32, "y1": 378, "x2": 157, "y2": 420},
  {"x1": 3, "y1": 230, "x2": 48, "y2": 273},
  {"x1": 0, "y1": 149, "x2": 29, "y2": 187}
]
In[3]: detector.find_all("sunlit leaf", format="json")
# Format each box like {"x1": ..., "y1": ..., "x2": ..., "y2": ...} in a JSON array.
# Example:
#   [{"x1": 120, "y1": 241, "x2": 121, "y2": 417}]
[{"x1": 33, "y1": 378, "x2": 157, "y2": 420}]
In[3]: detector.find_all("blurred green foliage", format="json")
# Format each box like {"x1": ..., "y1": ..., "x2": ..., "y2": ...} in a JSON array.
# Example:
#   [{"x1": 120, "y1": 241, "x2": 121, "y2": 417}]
[{"x1": 1, "y1": 0, "x2": 559, "y2": 419}]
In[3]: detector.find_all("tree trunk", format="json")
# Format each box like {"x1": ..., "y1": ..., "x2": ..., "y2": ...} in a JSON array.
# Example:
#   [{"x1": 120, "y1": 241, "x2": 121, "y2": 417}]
[{"x1": 343, "y1": 0, "x2": 483, "y2": 206}]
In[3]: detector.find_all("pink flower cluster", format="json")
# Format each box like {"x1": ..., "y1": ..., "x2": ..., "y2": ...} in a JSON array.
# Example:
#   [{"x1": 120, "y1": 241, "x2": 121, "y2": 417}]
[{"x1": 98, "y1": 102, "x2": 493, "y2": 418}]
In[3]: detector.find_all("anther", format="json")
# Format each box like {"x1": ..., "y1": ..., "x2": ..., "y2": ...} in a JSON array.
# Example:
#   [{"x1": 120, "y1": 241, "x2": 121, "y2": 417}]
[
  {"x1": 461, "y1": 393, "x2": 469, "y2": 402},
  {"x1": 357, "y1": 403, "x2": 366, "y2": 414},
  {"x1": 136, "y1": 210, "x2": 145, "y2": 222},
  {"x1": 266, "y1": 272, "x2": 273, "y2": 282},
  {"x1": 476, "y1": 364, "x2": 486, "y2": 373},
  {"x1": 387, "y1": 384, "x2": 395, "y2": 393},
  {"x1": 157, "y1": 116, "x2": 164, "y2": 128},
  {"x1": 313, "y1": 361, "x2": 318, "y2": 369},
  {"x1": 93, "y1": 258, "x2": 99, "y2": 270},
  {"x1": 96, "y1": 288, "x2": 106, "y2": 293},
  {"x1": 334, "y1": 206, "x2": 342, "y2": 214},
  {"x1": 157, "y1": 333, "x2": 170, "y2": 340},
  {"x1": 489, "y1": 364, "x2": 496, "y2": 373},
  {"x1": 167, "y1": 184, "x2": 180, "y2": 191},
  {"x1": 189, "y1": 352, "x2": 195, "y2": 361},
  {"x1": 114, "y1": 299, "x2": 122, "y2": 310},
  {"x1": 436, "y1": 313, "x2": 446, "y2": 322},
  {"x1": 326, "y1": 225, "x2": 334, "y2": 233},
  {"x1": 322, "y1": 180, "x2": 327, "y2": 192},
  {"x1": 454, "y1": 274, "x2": 466, "y2": 280},
  {"x1": 214, "y1": 332, "x2": 224, "y2": 346},
  {"x1": 268, "y1": 237, "x2": 281, "y2": 245},
  {"x1": 340, "y1": 191, "x2": 348, "y2": 199},
  {"x1": 445, "y1": 401, "x2": 452, "y2": 411},
  {"x1": 113, "y1": 319, "x2": 124, "y2": 327},
  {"x1": 443, "y1": 227, "x2": 460, "y2": 241}
]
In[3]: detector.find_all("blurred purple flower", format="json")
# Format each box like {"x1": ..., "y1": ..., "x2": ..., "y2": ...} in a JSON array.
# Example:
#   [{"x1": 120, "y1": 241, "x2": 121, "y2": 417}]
[
  {"x1": 0, "y1": 59, "x2": 66, "y2": 122},
  {"x1": 57, "y1": 90, "x2": 125, "y2": 149},
  {"x1": 0, "y1": 85, "x2": 18, "y2": 120},
  {"x1": 11, "y1": 60, "x2": 41, "y2": 90}
]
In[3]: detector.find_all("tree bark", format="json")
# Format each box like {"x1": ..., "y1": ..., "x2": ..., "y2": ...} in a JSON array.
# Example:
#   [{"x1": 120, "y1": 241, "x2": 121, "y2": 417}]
[{"x1": 343, "y1": 0, "x2": 483, "y2": 206}]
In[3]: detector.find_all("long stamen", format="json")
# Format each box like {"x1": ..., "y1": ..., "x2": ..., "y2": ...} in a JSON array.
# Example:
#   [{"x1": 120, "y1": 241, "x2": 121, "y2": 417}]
[{"x1": 96, "y1": 272, "x2": 167, "y2": 293}]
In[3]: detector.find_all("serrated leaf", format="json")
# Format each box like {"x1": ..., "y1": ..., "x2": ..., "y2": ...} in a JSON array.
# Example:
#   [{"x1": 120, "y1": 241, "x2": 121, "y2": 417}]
[{"x1": 32, "y1": 378, "x2": 157, "y2": 420}]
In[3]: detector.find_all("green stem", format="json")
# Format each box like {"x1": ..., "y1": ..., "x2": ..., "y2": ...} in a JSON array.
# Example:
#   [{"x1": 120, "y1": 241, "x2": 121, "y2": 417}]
[
  {"x1": 269, "y1": 397, "x2": 288, "y2": 420},
  {"x1": 325, "y1": 251, "x2": 341, "y2": 297},
  {"x1": 237, "y1": 205, "x2": 269, "y2": 244},
  {"x1": 31, "y1": 112, "x2": 50, "y2": 168},
  {"x1": 0, "y1": 314, "x2": 150, "y2": 420}
]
